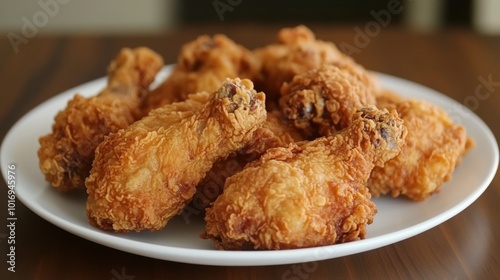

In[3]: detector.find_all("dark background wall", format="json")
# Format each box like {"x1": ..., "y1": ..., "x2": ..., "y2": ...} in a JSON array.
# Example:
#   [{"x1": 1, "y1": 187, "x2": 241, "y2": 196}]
[{"x1": 179, "y1": 0, "x2": 472, "y2": 27}]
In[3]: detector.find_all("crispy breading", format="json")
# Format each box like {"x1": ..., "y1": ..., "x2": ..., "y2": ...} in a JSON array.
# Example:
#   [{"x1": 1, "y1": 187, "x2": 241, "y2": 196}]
[
  {"x1": 369, "y1": 97, "x2": 474, "y2": 201},
  {"x1": 203, "y1": 106, "x2": 406, "y2": 250},
  {"x1": 193, "y1": 109, "x2": 306, "y2": 212},
  {"x1": 38, "y1": 47, "x2": 163, "y2": 191},
  {"x1": 253, "y1": 25, "x2": 372, "y2": 107},
  {"x1": 86, "y1": 78, "x2": 266, "y2": 232},
  {"x1": 143, "y1": 34, "x2": 258, "y2": 112},
  {"x1": 279, "y1": 64, "x2": 378, "y2": 137}
]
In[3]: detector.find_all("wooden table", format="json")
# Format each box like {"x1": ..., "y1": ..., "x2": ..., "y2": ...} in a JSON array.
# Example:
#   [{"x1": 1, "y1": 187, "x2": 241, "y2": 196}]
[{"x1": 1, "y1": 24, "x2": 499, "y2": 279}]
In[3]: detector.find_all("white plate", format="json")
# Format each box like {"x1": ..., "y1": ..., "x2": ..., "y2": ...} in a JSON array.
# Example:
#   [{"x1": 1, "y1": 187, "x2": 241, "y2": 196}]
[{"x1": 1, "y1": 69, "x2": 498, "y2": 266}]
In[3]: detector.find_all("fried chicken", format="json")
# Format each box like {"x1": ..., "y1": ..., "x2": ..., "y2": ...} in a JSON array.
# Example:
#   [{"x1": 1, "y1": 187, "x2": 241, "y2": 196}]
[
  {"x1": 369, "y1": 97, "x2": 474, "y2": 201},
  {"x1": 253, "y1": 25, "x2": 370, "y2": 106},
  {"x1": 279, "y1": 64, "x2": 377, "y2": 137},
  {"x1": 86, "y1": 78, "x2": 267, "y2": 232},
  {"x1": 38, "y1": 47, "x2": 164, "y2": 191},
  {"x1": 143, "y1": 34, "x2": 259, "y2": 113},
  {"x1": 203, "y1": 106, "x2": 407, "y2": 250},
  {"x1": 190, "y1": 109, "x2": 305, "y2": 213}
]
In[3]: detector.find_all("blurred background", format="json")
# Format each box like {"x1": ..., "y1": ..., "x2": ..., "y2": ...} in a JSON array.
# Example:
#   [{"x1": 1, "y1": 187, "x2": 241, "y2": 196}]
[{"x1": 1, "y1": 0, "x2": 499, "y2": 35}]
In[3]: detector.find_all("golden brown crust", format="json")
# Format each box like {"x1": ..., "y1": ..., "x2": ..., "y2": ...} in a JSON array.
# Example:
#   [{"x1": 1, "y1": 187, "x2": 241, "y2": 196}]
[
  {"x1": 253, "y1": 25, "x2": 356, "y2": 106},
  {"x1": 193, "y1": 109, "x2": 306, "y2": 212},
  {"x1": 279, "y1": 64, "x2": 378, "y2": 137},
  {"x1": 203, "y1": 106, "x2": 407, "y2": 250},
  {"x1": 86, "y1": 78, "x2": 267, "y2": 232},
  {"x1": 38, "y1": 47, "x2": 164, "y2": 191},
  {"x1": 369, "y1": 98, "x2": 474, "y2": 201},
  {"x1": 142, "y1": 34, "x2": 259, "y2": 113}
]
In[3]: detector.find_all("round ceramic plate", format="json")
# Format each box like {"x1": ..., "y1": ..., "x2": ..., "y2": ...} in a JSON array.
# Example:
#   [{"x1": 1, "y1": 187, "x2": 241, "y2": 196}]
[{"x1": 1, "y1": 68, "x2": 498, "y2": 266}]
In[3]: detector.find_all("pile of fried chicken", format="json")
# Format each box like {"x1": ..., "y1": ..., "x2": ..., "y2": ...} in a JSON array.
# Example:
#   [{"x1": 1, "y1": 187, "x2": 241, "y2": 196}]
[{"x1": 38, "y1": 26, "x2": 473, "y2": 250}]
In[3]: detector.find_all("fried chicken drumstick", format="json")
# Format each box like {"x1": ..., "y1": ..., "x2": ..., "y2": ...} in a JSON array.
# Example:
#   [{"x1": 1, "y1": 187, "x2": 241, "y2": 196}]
[
  {"x1": 253, "y1": 25, "x2": 375, "y2": 106},
  {"x1": 38, "y1": 47, "x2": 163, "y2": 191},
  {"x1": 203, "y1": 106, "x2": 407, "y2": 250},
  {"x1": 143, "y1": 34, "x2": 258, "y2": 113},
  {"x1": 86, "y1": 78, "x2": 267, "y2": 232},
  {"x1": 190, "y1": 109, "x2": 305, "y2": 213},
  {"x1": 369, "y1": 98, "x2": 473, "y2": 201},
  {"x1": 279, "y1": 64, "x2": 377, "y2": 137}
]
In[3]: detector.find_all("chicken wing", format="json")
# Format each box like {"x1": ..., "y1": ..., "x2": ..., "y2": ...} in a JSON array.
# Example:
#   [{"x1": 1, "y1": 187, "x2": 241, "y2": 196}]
[
  {"x1": 86, "y1": 78, "x2": 267, "y2": 232},
  {"x1": 38, "y1": 47, "x2": 163, "y2": 191},
  {"x1": 279, "y1": 64, "x2": 377, "y2": 137},
  {"x1": 142, "y1": 34, "x2": 259, "y2": 113},
  {"x1": 369, "y1": 98, "x2": 474, "y2": 201},
  {"x1": 203, "y1": 106, "x2": 407, "y2": 250}
]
